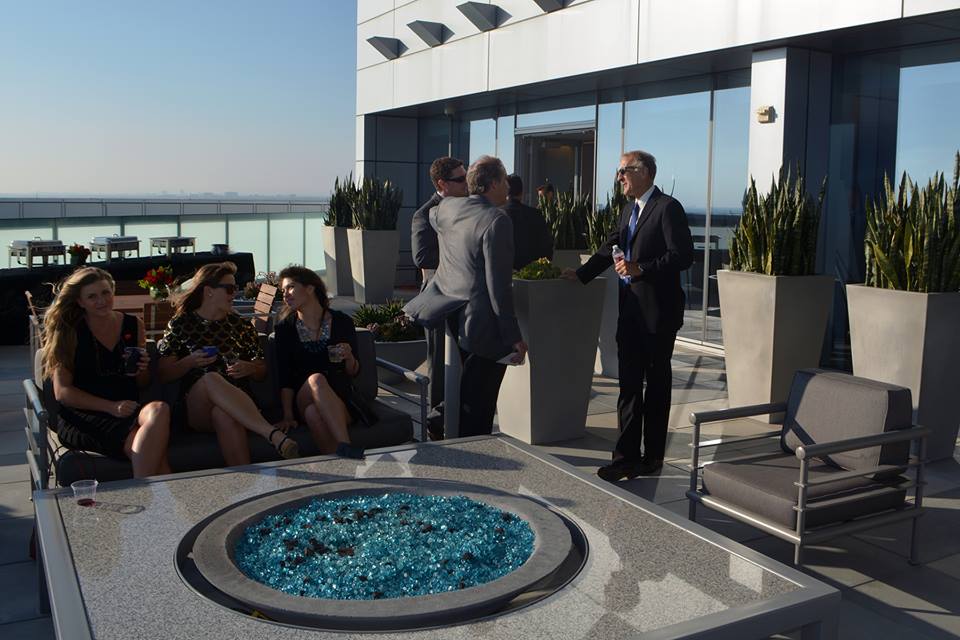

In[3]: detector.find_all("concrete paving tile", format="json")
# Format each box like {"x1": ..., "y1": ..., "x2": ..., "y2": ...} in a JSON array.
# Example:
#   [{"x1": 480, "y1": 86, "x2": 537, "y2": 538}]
[
  {"x1": 0, "y1": 380, "x2": 24, "y2": 395},
  {"x1": 0, "y1": 616, "x2": 54, "y2": 640},
  {"x1": 832, "y1": 596, "x2": 940, "y2": 640},
  {"x1": 852, "y1": 567, "x2": 960, "y2": 638},
  {"x1": 927, "y1": 553, "x2": 960, "y2": 582},
  {"x1": 584, "y1": 412, "x2": 618, "y2": 431},
  {"x1": 0, "y1": 394, "x2": 22, "y2": 413},
  {"x1": 0, "y1": 430, "x2": 27, "y2": 456},
  {"x1": 743, "y1": 534, "x2": 911, "y2": 589},
  {"x1": 0, "y1": 561, "x2": 43, "y2": 624},
  {"x1": 0, "y1": 409, "x2": 24, "y2": 432},
  {"x1": 0, "y1": 482, "x2": 33, "y2": 521},
  {"x1": 852, "y1": 487, "x2": 960, "y2": 564},
  {"x1": 616, "y1": 467, "x2": 692, "y2": 505},
  {"x1": 0, "y1": 517, "x2": 34, "y2": 566},
  {"x1": 0, "y1": 453, "x2": 30, "y2": 485}
]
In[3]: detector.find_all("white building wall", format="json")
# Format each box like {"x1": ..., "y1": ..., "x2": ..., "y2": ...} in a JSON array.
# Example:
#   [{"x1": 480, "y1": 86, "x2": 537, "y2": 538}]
[{"x1": 356, "y1": 0, "x2": 960, "y2": 116}]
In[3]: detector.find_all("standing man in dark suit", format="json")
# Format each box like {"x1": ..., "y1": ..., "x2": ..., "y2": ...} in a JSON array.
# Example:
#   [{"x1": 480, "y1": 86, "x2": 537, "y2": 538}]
[
  {"x1": 405, "y1": 155, "x2": 527, "y2": 438},
  {"x1": 410, "y1": 157, "x2": 467, "y2": 437},
  {"x1": 563, "y1": 150, "x2": 694, "y2": 480},
  {"x1": 502, "y1": 174, "x2": 554, "y2": 270}
]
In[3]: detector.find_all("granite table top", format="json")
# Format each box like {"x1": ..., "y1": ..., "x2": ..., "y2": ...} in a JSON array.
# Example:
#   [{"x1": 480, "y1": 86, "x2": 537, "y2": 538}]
[{"x1": 39, "y1": 436, "x2": 837, "y2": 639}]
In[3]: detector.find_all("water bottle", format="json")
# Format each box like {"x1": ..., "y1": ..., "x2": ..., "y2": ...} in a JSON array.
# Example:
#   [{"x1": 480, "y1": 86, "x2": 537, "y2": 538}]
[{"x1": 611, "y1": 244, "x2": 629, "y2": 283}]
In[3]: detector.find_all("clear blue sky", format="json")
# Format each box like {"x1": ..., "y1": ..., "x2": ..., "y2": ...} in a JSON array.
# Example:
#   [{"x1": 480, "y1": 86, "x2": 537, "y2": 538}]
[{"x1": 0, "y1": 0, "x2": 357, "y2": 197}]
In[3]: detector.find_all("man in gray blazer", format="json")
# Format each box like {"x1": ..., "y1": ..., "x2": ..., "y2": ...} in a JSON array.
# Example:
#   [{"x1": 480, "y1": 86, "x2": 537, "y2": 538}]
[{"x1": 404, "y1": 155, "x2": 527, "y2": 438}]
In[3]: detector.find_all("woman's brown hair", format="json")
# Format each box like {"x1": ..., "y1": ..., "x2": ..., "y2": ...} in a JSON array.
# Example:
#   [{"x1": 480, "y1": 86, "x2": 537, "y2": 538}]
[
  {"x1": 172, "y1": 261, "x2": 238, "y2": 316},
  {"x1": 277, "y1": 266, "x2": 329, "y2": 323},
  {"x1": 40, "y1": 267, "x2": 116, "y2": 377}
]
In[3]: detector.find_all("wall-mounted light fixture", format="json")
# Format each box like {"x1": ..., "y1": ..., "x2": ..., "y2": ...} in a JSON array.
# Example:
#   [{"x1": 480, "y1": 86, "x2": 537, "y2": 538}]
[
  {"x1": 407, "y1": 20, "x2": 450, "y2": 47},
  {"x1": 756, "y1": 105, "x2": 776, "y2": 123},
  {"x1": 366, "y1": 36, "x2": 406, "y2": 60},
  {"x1": 457, "y1": 2, "x2": 508, "y2": 32},
  {"x1": 533, "y1": 0, "x2": 566, "y2": 12}
]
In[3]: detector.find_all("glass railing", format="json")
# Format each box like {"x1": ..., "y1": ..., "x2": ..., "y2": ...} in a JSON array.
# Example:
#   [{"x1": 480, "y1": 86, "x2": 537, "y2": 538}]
[{"x1": 0, "y1": 198, "x2": 329, "y2": 274}]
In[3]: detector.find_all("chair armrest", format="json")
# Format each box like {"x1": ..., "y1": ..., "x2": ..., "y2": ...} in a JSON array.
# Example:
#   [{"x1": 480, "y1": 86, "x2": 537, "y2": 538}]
[
  {"x1": 375, "y1": 357, "x2": 429, "y2": 385},
  {"x1": 23, "y1": 379, "x2": 46, "y2": 421},
  {"x1": 689, "y1": 402, "x2": 787, "y2": 427},
  {"x1": 796, "y1": 425, "x2": 930, "y2": 460}
]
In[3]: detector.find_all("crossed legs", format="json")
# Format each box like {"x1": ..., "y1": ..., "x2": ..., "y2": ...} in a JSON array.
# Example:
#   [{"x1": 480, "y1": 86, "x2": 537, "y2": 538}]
[
  {"x1": 297, "y1": 373, "x2": 351, "y2": 455},
  {"x1": 122, "y1": 401, "x2": 172, "y2": 478},
  {"x1": 186, "y1": 372, "x2": 298, "y2": 466}
]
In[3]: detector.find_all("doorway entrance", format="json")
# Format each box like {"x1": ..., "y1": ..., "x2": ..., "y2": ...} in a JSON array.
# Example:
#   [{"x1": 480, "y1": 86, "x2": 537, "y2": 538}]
[{"x1": 515, "y1": 127, "x2": 595, "y2": 206}]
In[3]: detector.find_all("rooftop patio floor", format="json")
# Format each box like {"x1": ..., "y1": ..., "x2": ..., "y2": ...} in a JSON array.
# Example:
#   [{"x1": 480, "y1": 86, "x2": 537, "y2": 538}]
[{"x1": 1, "y1": 301, "x2": 958, "y2": 639}]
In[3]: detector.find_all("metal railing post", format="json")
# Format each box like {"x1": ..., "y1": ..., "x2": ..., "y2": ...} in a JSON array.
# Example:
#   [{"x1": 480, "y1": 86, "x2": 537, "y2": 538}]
[{"x1": 444, "y1": 320, "x2": 461, "y2": 439}]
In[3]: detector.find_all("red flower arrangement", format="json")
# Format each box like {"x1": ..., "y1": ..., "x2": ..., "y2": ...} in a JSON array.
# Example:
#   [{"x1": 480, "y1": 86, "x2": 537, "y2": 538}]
[{"x1": 138, "y1": 265, "x2": 175, "y2": 299}]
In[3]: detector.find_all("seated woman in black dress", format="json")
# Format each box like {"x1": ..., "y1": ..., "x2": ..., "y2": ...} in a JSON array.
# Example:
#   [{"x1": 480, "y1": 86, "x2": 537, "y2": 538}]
[
  {"x1": 157, "y1": 261, "x2": 299, "y2": 466},
  {"x1": 272, "y1": 266, "x2": 364, "y2": 456},
  {"x1": 41, "y1": 267, "x2": 171, "y2": 478}
]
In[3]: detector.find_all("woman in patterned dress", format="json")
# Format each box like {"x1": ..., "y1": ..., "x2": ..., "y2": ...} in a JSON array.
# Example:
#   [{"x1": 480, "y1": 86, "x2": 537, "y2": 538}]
[
  {"x1": 41, "y1": 267, "x2": 171, "y2": 478},
  {"x1": 272, "y1": 266, "x2": 364, "y2": 456},
  {"x1": 157, "y1": 261, "x2": 299, "y2": 465}
]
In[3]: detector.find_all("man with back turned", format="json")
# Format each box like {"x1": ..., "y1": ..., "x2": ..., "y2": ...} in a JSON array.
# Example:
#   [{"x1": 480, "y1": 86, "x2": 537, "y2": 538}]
[{"x1": 563, "y1": 150, "x2": 693, "y2": 480}]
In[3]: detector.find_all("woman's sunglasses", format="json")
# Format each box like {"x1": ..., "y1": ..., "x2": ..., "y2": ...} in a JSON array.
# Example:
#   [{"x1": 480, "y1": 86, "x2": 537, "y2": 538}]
[{"x1": 210, "y1": 283, "x2": 237, "y2": 295}]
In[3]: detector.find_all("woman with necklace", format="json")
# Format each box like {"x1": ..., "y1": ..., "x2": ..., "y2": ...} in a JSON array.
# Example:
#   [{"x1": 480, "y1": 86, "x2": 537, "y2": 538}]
[
  {"x1": 41, "y1": 267, "x2": 171, "y2": 478},
  {"x1": 157, "y1": 261, "x2": 299, "y2": 465},
  {"x1": 273, "y1": 266, "x2": 366, "y2": 457}
]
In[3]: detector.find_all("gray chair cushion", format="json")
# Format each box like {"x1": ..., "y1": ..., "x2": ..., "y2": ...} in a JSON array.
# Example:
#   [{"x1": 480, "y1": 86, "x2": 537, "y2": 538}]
[
  {"x1": 780, "y1": 369, "x2": 912, "y2": 472},
  {"x1": 702, "y1": 453, "x2": 907, "y2": 529}
]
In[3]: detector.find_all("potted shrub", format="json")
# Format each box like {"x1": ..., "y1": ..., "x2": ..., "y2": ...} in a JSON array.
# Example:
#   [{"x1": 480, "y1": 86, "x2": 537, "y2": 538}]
[
  {"x1": 348, "y1": 177, "x2": 403, "y2": 303},
  {"x1": 541, "y1": 190, "x2": 589, "y2": 270},
  {"x1": 718, "y1": 167, "x2": 832, "y2": 416},
  {"x1": 847, "y1": 155, "x2": 960, "y2": 459},
  {"x1": 496, "y1": 258, "x2": 604, "y2": 444},
  {"x1": 68, "y1": 243, "x2": 90, "y2": 266},
  {"x1": 580, "y1": 181, "x2": 626, "y2": 377},
  {"x1": 353, "y1": 299, "x2": 425, "y2": 384},
  {"x1": 322, "y1": 175, "x2": 358, "y2": 297}
]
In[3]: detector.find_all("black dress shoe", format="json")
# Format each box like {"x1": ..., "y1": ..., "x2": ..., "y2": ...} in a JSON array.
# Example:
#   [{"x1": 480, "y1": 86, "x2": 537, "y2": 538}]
[
  {"x1": 426, "y1": 414, "x2": 444, "y2": 441},
  {"x1": 597, "y1": 458, "x2": 643, "y2": 482},
  {"x1": 636, "y1": 459, "x2": 663, "y2": 475}
]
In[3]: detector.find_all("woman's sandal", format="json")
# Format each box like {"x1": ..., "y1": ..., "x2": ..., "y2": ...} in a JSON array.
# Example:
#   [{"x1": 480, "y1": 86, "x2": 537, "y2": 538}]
[{"x1": 268, "y1": 427, "x2": 300, "y2": 459}]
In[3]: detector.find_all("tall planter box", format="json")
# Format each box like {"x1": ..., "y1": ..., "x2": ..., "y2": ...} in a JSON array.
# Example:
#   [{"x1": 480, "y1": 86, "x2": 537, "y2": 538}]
[
  {"x1": 580, "y1": 255, "x2": 619, "y2": 377},
  {"x1": 321, "y1": 226, "x2": 352, "y2": 297},
  {"x1": 847, "y1": 285, "x2": 960, "y2": 460},
  {"x1": 718, "y1": 270, "x2": 833, "y2": 416},
  {"x1": 497, "y1": 278, "x2": 604, "y2": 444},
  {"x1": 347, "y1": 229, "x2": 398, "y2": 304}
]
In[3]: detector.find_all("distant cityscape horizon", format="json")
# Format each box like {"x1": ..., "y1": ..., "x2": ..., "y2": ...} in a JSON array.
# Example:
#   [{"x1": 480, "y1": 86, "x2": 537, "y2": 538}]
[{"x1": 0, "y1": 191, "x2": 330, "y2": 201}]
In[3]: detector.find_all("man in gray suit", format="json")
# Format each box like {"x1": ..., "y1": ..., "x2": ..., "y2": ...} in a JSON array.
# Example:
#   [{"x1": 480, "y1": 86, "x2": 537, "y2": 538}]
[
  {"x1": 404, "y1": 155, "x2": 527, "y2": 438},
  {"x1": 410, "y1": 157, "x2": 467, "y2": 435}
]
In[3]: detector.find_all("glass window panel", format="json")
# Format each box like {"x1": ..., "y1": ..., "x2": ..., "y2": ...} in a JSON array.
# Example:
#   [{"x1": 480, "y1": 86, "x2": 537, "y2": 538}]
[
  {"x1": 468, "y1": 119, "x2": 497, "y2": 164},
  {"x1": 122, "y1": 218, "x2": 179, "y2": 256},
  {"x1": 896, "y1": 60, "x2": 960, "y2": 182},
  {"x1": 181, "y1": 217, "x2": 227, "y2": 254},
  {"x1": 1, "y1": 222, "x2": 57, "y2": 267},
  {"x1": 516, "y1": 105, "x2": 596, "y2": 129},
  {"x1": 228, "y1": 217, "x2": 268, "y2": 275},
  {"x1": 625, "y1": 91, "x2": 710, "y2": 343},
  {"x1": 269, "y1": 214, "x2": 304, "y2": 272},
  {"x1": 706, "y1": 86, "x2": 751, "y2": 346},
  {"x1": 418, "y1": 116, "x2": 450, "y2": 162},
  {"x1": 58, "y1": 221, "x2": 123, "y2": 260},
  {"x1": 304, "y1": 213, "x2": 326, "y2": 273},
  {"x1": 497, "y1": 115, "x2": 516, "y2": 174},
  {"x1": 595, "y1": 101, "x2": 623, "y2": 207}
]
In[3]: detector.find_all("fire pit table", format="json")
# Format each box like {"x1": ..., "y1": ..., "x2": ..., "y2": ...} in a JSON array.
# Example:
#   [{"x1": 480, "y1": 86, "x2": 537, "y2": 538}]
[{"x1": 32, "y1": 436, "x2": 839, "y2": 639}]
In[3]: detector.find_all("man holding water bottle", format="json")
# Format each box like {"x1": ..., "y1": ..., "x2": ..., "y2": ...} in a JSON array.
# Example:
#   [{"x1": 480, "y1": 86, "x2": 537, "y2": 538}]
[{"x1": 562, "y1": 150, "x2": 693, "y2": 481}]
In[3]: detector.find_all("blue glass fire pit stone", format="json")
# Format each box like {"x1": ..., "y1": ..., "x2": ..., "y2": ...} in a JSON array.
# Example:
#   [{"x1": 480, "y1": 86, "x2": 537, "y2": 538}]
[{"x1": 234, "y1": 492, "x2": 535, "y2": 600}]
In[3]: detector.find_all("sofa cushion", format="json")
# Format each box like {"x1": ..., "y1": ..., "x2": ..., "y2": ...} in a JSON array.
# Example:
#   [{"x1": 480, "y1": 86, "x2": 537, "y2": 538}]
[
  {"x1": 702, "y1": 453, "x2": 907, "y2": 529},
  {"x1": 780, "y1": 369, "x2": 912, "y2": 472}
]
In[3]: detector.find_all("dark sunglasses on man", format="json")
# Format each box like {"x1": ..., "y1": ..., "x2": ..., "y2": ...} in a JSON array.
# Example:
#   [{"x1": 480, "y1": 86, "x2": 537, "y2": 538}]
[
  {"x1": 443, "y1": 175, "x2": 466, "y2": 183},
  {"x1": 210, "y1": 283, "x2": 237, "y2": 295},
  {"x1": 616, "y1": 165, "x2": 644, "y2": 177}
]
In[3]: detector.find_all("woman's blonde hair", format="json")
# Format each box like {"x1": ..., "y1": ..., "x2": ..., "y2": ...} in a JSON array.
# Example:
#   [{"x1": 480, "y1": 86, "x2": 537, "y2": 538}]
[
  {"x1": 172, "y1": 261, "x2": 237, "y2": 316},
  {"x1": 40, "y1": 267, "x2": 115, "y2": 378}
]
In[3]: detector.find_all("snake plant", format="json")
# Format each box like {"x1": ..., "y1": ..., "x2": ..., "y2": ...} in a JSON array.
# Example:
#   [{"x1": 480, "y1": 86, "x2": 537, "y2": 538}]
[
  {"x1": 352, "y1": 176, "x2": 403, "y2": 231},
  {"x1": 325, "y1": 174, "x2": 359, "y2": 227},
  {"x1": 728, "y1": 166, "x2": 825, "y2": 276},
  {"x1": 586, "y1": 181, "x2": 626, "y2": 254},
  {"x1": 864, "y1": 153, "x2": 960, "y2": 292},
  {"x1": 541, "y1": 189, "x2": 589, "y2": 250}
]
